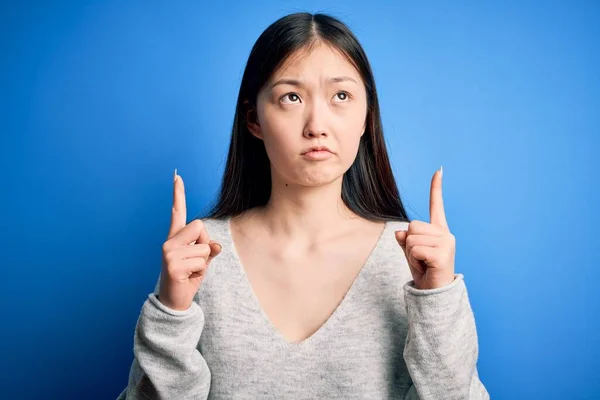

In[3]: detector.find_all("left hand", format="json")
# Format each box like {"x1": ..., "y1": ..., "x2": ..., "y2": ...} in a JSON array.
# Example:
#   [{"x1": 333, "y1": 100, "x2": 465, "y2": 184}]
[{"x1": 395, "y1": 167, "x2": 456, "y2": 290}]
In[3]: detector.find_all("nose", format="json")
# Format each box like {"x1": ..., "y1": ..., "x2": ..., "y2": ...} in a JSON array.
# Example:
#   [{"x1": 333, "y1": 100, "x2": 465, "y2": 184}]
[{"x1": 302, "y1": 102, "x2": 328, "y2": 139}]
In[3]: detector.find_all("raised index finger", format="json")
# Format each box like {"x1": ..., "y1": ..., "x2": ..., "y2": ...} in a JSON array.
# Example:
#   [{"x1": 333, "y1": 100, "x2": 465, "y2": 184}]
[
  {"x1": 429, "y1": 166, "x2": 448, "y2": 230},
  {"x1": 168, "y1": 169, "x2": 187, "y2": 239}
]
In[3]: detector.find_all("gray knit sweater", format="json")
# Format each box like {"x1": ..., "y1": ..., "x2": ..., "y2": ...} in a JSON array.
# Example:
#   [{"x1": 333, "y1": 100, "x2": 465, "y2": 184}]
[{"x1": 118, "y1": 218, "x2": 489, "y2": 399}]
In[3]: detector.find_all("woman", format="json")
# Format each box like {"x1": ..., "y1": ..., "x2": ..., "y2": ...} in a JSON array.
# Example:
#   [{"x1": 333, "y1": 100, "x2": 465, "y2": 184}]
[{"x1": 119, "y1": 12, "x2": 489, "y2": 399}]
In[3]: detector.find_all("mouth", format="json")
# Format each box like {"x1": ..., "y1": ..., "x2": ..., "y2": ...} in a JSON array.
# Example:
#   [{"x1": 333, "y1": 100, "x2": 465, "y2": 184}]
[
  {"x1": 301, "y1": 148, "x2": 334, "y2": 161},
  {"x1": 301, "y1": 146, "x2": 333, "y2": 155}
]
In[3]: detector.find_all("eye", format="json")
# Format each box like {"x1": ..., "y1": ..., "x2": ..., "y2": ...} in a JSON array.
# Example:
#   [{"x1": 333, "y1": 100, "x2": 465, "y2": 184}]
[
  {"x1": 280, "y1": 93, "x2": 301, "y2": 104},
  {"x1": 334, "y1": 91, "x2": 350, "y2": 102}
]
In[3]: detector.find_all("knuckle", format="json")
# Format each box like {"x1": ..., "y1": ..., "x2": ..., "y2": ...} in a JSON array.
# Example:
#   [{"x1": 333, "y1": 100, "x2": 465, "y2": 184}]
[
  {"x1": 196, "y1": 258, "x2": 208, "y2": 270},
  {"x1": 164, "y1": 249, "x2": 176, "y2": 262},
  {"x1": 190, "y1": 219, "x2": 205, "y2": 230},
  {"x1": 162, "y1": 241, "x2": 173, "y2": 254},
  {"x1": 408, "y1": 220, "x2": 418, "y2": 231},
  {"x1": 200, "y1": 243, "x2": 212, "y2": 255}
]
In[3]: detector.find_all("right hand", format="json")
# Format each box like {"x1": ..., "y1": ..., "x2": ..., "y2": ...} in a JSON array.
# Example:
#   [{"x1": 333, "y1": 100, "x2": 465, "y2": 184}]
[{"x1": 158, "y1": 171, "x2": 222, "y2": 311}]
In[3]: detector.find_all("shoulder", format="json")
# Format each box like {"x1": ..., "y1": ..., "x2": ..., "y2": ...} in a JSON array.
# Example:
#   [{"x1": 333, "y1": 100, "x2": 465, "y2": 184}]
[
  {"x1": 193, "y1": 216, "x2": 230, "y2": 243},
  {"x1": 196, "y1": 216, "x2": 227, "y2": 228},
  {"x1": 385, "y1": 219, "x2": 410, "y2": 232}
]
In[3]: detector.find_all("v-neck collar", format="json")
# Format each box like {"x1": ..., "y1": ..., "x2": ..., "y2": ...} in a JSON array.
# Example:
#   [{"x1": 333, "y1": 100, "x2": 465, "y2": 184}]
[{"x1": 223, "y1": 217, "x2": 389, "y2": 350}]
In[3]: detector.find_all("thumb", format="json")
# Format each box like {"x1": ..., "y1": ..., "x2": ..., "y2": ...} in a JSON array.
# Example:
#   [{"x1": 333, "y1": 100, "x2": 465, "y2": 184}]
[
  {"x1": 206, "y1": 240, "x2": 222, "y2": 265},
  {"x1": 395, "y1": 230, "x2": 407, "y2": 251}
]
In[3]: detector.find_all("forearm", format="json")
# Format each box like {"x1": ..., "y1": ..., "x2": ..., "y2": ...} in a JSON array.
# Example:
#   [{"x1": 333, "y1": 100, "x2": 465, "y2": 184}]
[
  {"x1": 120, "y1": 294, "x2": 211, "y2": 400},
  {"x1": 402, "y1": 274, "x2": 489, "y2": 400}
]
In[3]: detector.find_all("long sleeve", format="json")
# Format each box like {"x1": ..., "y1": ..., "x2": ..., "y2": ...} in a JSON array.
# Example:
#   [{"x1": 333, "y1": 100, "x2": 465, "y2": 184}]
[
  {"x1": 117, "y1": 278, "x2": 211, "y2": 400},
  {"x1": 402, "y1": 273, "x2": 489, "y2": 400}
]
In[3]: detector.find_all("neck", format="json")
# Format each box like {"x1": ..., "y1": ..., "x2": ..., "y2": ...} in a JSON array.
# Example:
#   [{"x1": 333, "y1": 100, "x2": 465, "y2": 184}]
[{"x1": 257, "y1": 174, "x2": 359, "y2": 242}]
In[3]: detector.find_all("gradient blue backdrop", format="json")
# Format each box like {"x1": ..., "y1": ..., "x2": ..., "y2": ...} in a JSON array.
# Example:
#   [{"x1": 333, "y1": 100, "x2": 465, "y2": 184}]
[{"x1": 1, "y1": 1, "x2": 598, "y2": 399}]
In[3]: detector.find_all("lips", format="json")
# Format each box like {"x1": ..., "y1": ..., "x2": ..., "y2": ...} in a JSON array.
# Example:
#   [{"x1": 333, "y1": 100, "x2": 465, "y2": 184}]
[
  {"x1": 301, "y1": 148, "x2": 334, "y2": 161},
  {"x1": 301, "y1": 146, "x2": 333, "y2": 155}
]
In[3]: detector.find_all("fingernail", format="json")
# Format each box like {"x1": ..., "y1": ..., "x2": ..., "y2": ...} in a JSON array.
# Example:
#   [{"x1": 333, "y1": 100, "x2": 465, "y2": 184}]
[
  {"x1": 174, "y1": 168, "x2": 178, "y2": 182},
  {"x1": 440, "y1": 165, "x2": 443, "y2": 177}
]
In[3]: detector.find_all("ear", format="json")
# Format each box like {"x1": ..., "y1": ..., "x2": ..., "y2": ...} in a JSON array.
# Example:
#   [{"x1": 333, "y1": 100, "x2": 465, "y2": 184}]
[{"x1": 244, "y1": 100, "x2": 263, "y2": 140}]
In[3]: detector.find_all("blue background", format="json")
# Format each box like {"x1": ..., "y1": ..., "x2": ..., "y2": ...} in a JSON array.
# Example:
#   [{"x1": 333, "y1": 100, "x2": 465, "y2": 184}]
[{"x1": 1, "y1": 1, "x2": 598, "y2": 399}]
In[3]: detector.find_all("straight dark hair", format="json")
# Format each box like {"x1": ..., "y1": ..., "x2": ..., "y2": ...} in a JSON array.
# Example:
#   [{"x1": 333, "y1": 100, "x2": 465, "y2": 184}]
[{"x1": 201, "y1": 12, "x2": 410, "y2": 223}]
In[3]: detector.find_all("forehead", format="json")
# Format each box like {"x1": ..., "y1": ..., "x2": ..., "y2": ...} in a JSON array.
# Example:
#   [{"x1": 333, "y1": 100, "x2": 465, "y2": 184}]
[{"x1": 271, "y1": 42, "x2": 361, "y2": 81}]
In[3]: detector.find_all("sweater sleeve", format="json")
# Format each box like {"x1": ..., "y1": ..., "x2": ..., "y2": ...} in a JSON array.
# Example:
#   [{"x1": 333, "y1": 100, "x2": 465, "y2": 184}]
[
  {"x1": 402, "y1": 273, "x2": 489, "y2": 400},
  {"x1": 117, "y1": 276, "x2": 211, "y2": 400}
]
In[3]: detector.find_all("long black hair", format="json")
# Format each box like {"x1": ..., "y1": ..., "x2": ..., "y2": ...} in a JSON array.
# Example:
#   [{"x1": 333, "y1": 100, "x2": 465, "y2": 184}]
[{"x1": 201, "y1": 12, "x2": 410, "y2": 223}]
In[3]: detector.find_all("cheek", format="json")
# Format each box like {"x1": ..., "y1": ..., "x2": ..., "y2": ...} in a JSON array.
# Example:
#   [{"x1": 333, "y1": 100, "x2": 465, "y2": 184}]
[
  {"x1": 259, "y1": 107, "x2": 301, "y2": 152},
  {"x1": 336, "y1": 133, "x2": 362, "y2": 167},
  {"x1": 261, "y1": 124, "x2": 295, "y2": 155},
  {"x1": 336, "y1": 113, "x2": 366, "y2": 157}
]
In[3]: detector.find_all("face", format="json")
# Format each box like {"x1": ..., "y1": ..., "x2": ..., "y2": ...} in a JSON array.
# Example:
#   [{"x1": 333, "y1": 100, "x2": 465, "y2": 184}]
[{"x1": 247, "y1": 42, "x2": 368, "y2": 187}]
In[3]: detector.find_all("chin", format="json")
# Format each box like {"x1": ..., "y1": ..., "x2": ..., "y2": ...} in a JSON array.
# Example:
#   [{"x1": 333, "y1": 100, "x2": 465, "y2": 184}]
[
  {"x1": 294, "y1": 169, "x2": 344, "y2": 187},
  {"x1": 272, "y1": 160, "x2": 350, "y2": 188}
]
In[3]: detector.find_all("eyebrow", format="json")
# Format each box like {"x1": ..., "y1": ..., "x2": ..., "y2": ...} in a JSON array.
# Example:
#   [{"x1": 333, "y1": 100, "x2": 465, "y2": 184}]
[{"x1": 269, "y1": 76, "x2": 358, "y2": 89}]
